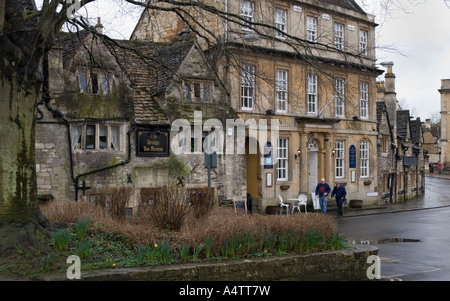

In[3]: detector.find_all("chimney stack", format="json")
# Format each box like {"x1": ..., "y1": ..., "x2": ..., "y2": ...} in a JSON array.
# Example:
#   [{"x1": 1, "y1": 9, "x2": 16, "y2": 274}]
[{"x1": 95, "y1": 17, "x2": 104, "y2": 34}]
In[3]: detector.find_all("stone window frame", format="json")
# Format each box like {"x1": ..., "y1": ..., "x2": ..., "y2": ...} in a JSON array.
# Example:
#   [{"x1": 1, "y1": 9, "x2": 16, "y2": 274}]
[
  {"x1": 360, "y1": 140, "x2": 369, "y2": 178},
  {"x1": 241, "y1": 63, "x2": 256, "y2": 111},
  {"x1": 71, "y1": 122, "x2": 122, "y2": 152},
  {"x1": 183, "y1": 80, "x2": 213, "y2": 103},
  {"x1": 335, "y1": 139, "x2": 345, "y2": 178},
  {"x1": 359, "y1": 29, "x2": 368, "y2": 56},
  {"x1": 335, "y1": 77, "x2": 345, "y2": 118},
  {"x1": 360, "y1": 81, "x2": 369, "y2": 119},
  {"x1": 274, "y1": 7, "x2": 287, "y2": 39},
  {"x1": 241, "y1": 0, "x2": 255, "y2": 32},
  {"x1": 77, "y1": 70, "x2": 111, "y2": 95},
  {"x1": 334, "y1": 22, "x2": 345, "y2": 50},
  {"x1": 275, "y1": 68, "x2": 288, "y2": 113},
  {"x1": 277, "y1": 137, "x2": 288, "y2": 181},
  {"x1": 307, "y1": 73, "x2": 318, "y2": 114}
]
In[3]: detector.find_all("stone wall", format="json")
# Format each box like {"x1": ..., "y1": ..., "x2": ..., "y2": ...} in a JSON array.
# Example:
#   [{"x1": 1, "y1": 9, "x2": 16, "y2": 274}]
[{"x1": 40, "y1": 245, "x2": 378, "y2": 281}]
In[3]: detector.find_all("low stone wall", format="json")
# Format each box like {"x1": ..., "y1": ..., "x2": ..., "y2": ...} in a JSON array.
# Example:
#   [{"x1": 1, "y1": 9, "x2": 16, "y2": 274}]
[{"x1": 41, "y1": 245, "x2": 378, "y2": 281}]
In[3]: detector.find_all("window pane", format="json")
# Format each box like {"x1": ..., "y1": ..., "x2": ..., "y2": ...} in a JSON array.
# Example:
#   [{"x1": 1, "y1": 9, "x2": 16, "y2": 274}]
[
  {"x1": 184, "y1": 82, "x2": 191, "y2": 102},
  {"x1": 241, "y1": 1, "x2": 254, "y2": 30},
  {"x1": 275, "y1": 9, "x2": 287, "y2": 38},
  {"x1": 276, "y1": 69, "x2": 288, "y2": 112},
  {"x1": 307, "y1": 74, "x2": 317, "y2": 113},
  {"x1": 78, "y1": 72, "x2": 87, "y2": 93},
  {"x1": 86, "y1": 125, "x2": 96, "y2": 149},
  {"x1": 277, "y1": 138, "x2": 288, "y2": 180},
  {"x1": 99, "y1": 126, "x2": 107, "y2": 150},
  {"x1": 241, "y1": 64, "x2": 255, "y2": 109},
  {"x1": 111, "y1": 126, "x2": 119, "y2": 150},
  {"x1": 90, "y1": 73, "x2": 99, "y2": 94},
  {"x1": 101, "y1": 74, "x2": 110, "y2": 95},
  {"x1": 335, "y1": 78, "x2": 345, "y2": 117},
  {"x1": 360, "y1": 82, "x2": 368, "y2": 118},
  {"x1": 306, "y1": 16, "x2": 317, "y2": 42},
  {"x1": 203, "y1": 83, "x2": 210, "y2": 103},
  {"x1": 334, "y1": 23, "x2": 344, "y2": 50}
]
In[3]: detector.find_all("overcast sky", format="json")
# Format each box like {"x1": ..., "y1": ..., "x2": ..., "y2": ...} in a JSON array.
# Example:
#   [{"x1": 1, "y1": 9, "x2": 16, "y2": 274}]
[
  {"x1": 51, "y1": 0, "x2": 450, "y2": 121},
  {"x1": 358, "y1": 0, "x2": 450, "y2": 121}
]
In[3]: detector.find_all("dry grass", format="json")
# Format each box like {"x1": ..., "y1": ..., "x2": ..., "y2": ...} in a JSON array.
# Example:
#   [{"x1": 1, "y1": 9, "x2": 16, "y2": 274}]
[{"x1": 41, "y1": 199, "x2": 338, "y2": 252}]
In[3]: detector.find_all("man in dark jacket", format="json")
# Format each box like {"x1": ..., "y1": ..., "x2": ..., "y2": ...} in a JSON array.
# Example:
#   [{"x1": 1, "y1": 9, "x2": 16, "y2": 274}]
[
  {"x1": 315, "y1": 178, "x2": 331, "y2": 213},
  {"x1": 331, "y1": 182, "x2": 347, "y2": 216}
]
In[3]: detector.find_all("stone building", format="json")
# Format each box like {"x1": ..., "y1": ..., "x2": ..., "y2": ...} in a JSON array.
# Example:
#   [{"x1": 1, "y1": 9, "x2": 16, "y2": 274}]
[
  {"x1": 422, "y1": 119, "x2": 440, "y2": 169},
  {"x1": 35, "y1": 22, "x2": 240, "y2": 209},
  {"x1": 131, "y1": 0, "x2": 384, "y2": 209},
  {"x1": 439, "y1": 79, "x2": 450, "y2": 171},
  {"x1": 376, "y1": 62, "x2": 425, "y2": 203}
]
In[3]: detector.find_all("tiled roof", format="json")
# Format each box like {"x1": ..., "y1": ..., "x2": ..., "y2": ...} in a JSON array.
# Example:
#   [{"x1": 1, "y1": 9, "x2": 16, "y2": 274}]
[
  {"x1": 54, "y1": 31, "x2": 194, "y2": 125},
  {"x1": 396, "y1": 110, "x2": 410, "y2": 140},
  {"x1": 111, "y1": 37, "x2": 195, "y2": 125}
]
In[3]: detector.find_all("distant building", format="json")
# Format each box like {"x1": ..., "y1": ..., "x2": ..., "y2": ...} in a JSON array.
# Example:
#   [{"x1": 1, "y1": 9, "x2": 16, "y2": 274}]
[
  {"x1": 439, "y1": 79, "x2": 450, "y2": 171},
  {"x1": 376, "y1": 62, "x2": 425, "y2": 203}
]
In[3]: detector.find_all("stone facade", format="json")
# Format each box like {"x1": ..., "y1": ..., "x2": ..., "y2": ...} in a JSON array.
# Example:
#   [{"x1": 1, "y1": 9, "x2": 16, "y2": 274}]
[
  {"x1": 131, "y1": 0, "x2": 384, "y2": 210},
  {"x1": 439, "y1": 79, "x2": 450, "y2": 171},
  {"x1": 376, "y1": 63, "x2": 425, "y2": 203},
  {"x1": 35, "y1": 26, "x2": 244, "y2": 209}
]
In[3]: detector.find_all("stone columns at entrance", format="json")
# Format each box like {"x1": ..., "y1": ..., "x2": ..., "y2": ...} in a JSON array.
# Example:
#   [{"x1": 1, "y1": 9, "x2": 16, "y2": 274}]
[{"x1": 300, "y1": 133, "x2": 308, "y2": 192}]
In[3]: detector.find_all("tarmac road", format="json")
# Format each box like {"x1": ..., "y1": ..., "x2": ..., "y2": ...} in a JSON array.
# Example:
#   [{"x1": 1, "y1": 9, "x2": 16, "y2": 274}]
[{"x1": 338, "y1": 176, "x2": 450, "y2": 281}]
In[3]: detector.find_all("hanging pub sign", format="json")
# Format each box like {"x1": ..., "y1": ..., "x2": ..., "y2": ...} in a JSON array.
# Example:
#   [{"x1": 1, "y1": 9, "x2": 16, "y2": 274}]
[{"x1": 136, "y1": 127, "x2": 170, "y2": 157}]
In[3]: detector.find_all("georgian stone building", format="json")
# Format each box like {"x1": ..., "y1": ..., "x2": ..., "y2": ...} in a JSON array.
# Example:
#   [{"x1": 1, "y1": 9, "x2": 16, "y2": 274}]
[{"x1": 132, "y1": 0, "x2": 383, "y2": 209}]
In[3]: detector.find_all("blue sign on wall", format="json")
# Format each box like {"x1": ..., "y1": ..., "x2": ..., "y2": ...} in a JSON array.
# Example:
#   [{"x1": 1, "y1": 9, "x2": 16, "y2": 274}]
[
  {"x1": 349, "y1": 145, "x2": 356, "y2": 168},
  {"x1": 264, "y1": 141, "x2": 273, "y2": 169}
]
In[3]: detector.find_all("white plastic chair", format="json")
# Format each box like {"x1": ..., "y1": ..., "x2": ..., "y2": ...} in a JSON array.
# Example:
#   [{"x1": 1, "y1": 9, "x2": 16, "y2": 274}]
[
  {"x1": 311, "y1": 192, "x2": 320, "y2": 210},
  {"x1": 292, "y1": 194, "x2": 307, "y2": 213},
  {"x1": 278, "y1": 195, "x2": 290, "y2": 215}
]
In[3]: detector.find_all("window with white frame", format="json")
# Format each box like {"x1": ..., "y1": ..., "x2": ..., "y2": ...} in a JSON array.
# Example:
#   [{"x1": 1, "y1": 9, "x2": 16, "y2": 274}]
[
  {"x1": 359, "y1": 30, "x2": 368, "y2": 56},
  {"x1": 275, "y1": 8, "x2": 287, "y2": 38},
  {"x1": 360, "y1": 82, "x2": 368, "y2": 119},
  {"x1": 307, "y1": 73, "x2": 317, "y2": 114},
  {"x1": 276, "y1": 69, "x2": 288, "y2": 113},
  {"x1": 241, "y1": 64, "x2": 255, "y2": 110},
  {"x1": 241, "y1": 1, "x2": 255, "y2": 31},
  {"x1": 71, "y1": 123, "x2": 121, "y2": 151},
  {"x1": 360, "y1": 140, "x2": 369, "y2": 177},
  {"x1": 335, "y1": 78, "x2": 345, "y2": 117},
  {"x1": 306, "y1": 16, "x2": 317, "y2": 42},
  {"x1": 277, "y1": 138, "x2": 288, "y2": 181},
  {"x1": 334, "y1": 23, "x2": 344, "y2": 50},
  {"x1": 335, "y1": 139, "x2": 345, "y2": 178}
]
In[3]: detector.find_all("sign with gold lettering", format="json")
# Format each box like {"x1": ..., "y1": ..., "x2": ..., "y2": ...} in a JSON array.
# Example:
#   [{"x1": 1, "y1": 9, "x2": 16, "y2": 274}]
[{"x1": 136, "y1": 127, "x2": 170, "y2": 157}]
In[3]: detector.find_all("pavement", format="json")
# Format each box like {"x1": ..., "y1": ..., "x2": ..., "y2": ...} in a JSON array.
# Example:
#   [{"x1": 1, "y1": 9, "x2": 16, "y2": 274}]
[{"x1": 326, "y1": 172, "x2": 450, "y2": 218}]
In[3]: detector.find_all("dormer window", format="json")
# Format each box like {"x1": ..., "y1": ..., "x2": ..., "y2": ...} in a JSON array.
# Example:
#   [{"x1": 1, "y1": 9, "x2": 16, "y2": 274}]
[
  {"x1": 78, "y1": 71, "x2": 110, "y2": 95},
  {"x1": 183, "y1": 80, "x2": 212, "y2": 103}
]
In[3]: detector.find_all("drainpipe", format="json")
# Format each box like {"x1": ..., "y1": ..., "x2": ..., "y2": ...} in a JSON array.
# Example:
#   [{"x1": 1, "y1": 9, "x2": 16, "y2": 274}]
[{"x1": 74, "y1": 123, "x2": 134, "y2": 201}]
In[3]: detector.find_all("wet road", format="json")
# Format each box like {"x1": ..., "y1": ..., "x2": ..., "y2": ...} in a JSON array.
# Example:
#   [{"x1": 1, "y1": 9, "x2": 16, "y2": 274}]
[{"x1": 338, "y1": 176, "x2": 450, "y2": 281}]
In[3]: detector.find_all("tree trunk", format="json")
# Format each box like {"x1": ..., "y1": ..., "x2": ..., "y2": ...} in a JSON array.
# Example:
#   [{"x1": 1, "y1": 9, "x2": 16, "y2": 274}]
[{"x1": 0, "y1": 73, "x2": 53, "y2": 254}]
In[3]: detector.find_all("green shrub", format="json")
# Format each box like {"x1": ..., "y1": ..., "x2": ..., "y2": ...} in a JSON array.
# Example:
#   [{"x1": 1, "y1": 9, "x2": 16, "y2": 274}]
[
  {"x1": 52, "y1": 229, "x2": 72, "y2": 250},
  {"x1": 76, "y1": 217, "x2": 91, "y2": 239}
]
